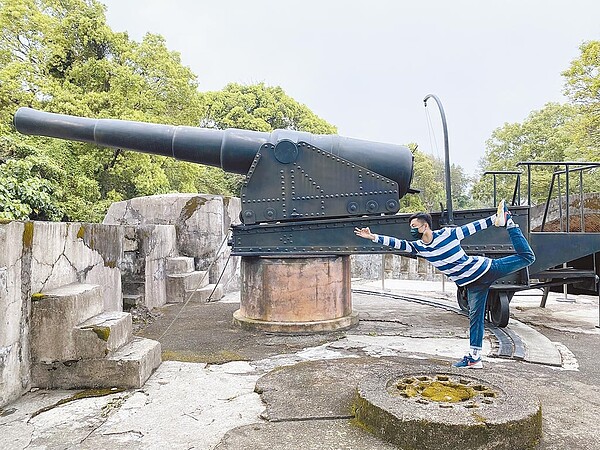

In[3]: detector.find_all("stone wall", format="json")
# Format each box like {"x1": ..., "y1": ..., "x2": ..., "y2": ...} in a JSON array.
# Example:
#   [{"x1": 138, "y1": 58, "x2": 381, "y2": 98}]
[
  {"x1": 530, "y1": 192, "x2": 600, "y2": 232},
  {"x1": 104, "y1": 194, "x2": 242, "y2": 298},
  {"x1": 31, "y1": 222, "x2": 123, "y2": 311},
  {"x1": 1, "y1": 194, "x2": 242, "y2": 408},
  {"x1": 119, "y1": 225, "x2": 178, "y2": 309},
  {"x1": 0, "y1": 222, "x2": 28, "y2": 408},
  {"x1": 0, "y1": 221, "x2": 123, "y2": 407},
  {"x1": 351, "y1": 254, "x2": 443, "y2": 282}
]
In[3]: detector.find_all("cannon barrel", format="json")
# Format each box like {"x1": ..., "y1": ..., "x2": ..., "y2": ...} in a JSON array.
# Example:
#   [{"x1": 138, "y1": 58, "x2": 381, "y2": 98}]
[{"x1": 13, "y1": 108, "x2": 414, "y2": 196}]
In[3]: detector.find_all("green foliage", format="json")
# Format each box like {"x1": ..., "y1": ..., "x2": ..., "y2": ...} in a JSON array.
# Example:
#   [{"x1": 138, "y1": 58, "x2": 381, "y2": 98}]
[
  {"x1": 400, "y1": 144, "x2": 475, "y2": 214},
  {"x1": 562, "y1": 41, "x2": 600, "y2": 107},
  {"x1": 562, "y1": 41, "x2": 600, "y2": 161},
  {"x1": 0, "y1": 136, "x2": 64, "y2": 220},
  {"x1": 472, "y1": 103, "x2": 577, "y2": 206},
  {"x1": 0, "y1": 0, "x2": 336, "y2": 222},
  {"x1": 474, "y1": 40, "x2": 600, "y2": 206},
  {"x1": 199, "y1": 83, "x2": 337, "y2": 134}
]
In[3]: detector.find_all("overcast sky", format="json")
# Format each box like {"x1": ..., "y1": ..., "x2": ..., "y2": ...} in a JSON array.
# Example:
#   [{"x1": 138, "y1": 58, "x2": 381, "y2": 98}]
[{"x1": 100, "y1": 0, "x2": 599, "y2": 175}]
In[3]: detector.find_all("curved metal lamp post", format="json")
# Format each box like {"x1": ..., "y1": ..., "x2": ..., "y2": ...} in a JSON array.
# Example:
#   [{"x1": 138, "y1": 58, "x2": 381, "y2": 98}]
[{"x1": 423, "y1": 94, "x2": 454, "y2": 225}]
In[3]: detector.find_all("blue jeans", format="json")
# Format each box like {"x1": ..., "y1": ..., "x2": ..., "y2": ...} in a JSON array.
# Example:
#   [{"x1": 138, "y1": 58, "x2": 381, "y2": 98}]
[{"x1": 466, "y1": 226, "x2": 535, "y2": 350}]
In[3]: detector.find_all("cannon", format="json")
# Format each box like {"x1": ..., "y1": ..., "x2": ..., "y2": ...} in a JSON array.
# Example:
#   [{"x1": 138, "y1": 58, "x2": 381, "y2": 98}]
[
  {"x1": 14, "y1": 108, "x2": 414, "y2": 225},
  {"x1": 8, "y1": 109, "x2": 519, "y2": 267},
  {"x1": 14, "y1": 107, "x2": 421, "y2": 332}
]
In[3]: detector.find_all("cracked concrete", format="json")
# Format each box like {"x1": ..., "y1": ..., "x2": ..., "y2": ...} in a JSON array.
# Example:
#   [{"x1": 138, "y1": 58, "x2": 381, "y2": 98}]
[
  {"x1": 26, "y1": 222, "x2": 123, "y2": 311},
  {"x1": 1, "y1": 220, "x2": 128, "y2": 406},
  {"x1": 1, "y1": 361, "x2": 264, "y2": 449},
  {"x1": 0, "y1": 221, "x2": 29, "y2": 407},
  {"x1": 2, "y1": 279, "x2": 597, "y2": 449},
  {"x1": 104, "y1": 194, "x2": 242, "y2": 307}
]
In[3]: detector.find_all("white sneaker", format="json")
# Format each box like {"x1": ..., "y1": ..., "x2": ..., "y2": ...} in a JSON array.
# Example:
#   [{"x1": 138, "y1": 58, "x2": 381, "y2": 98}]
[{"x1": 494, "y1": 199, "x2": 507, "y2": 227}]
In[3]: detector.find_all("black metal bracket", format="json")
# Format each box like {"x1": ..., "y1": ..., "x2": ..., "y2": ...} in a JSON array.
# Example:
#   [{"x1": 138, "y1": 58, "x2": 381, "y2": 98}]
[
  {"x1": 239, "y1": 141, "x2": 400, "y2": 224},
  {"x1": 231, "y1": 207, "x2": 527, "y2": 256}
]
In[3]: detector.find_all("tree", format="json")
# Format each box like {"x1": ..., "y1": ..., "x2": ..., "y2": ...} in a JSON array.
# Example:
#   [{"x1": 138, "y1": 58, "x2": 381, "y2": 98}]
[
  {"x1": 199, "y1": 83, "x2": 337, "y2": 134},
  {"x1": 399, "y1": 145, "x2": 474, "y2": 214},
  {"x1": 0, "y1": 135, "x2": 64, "y2": 220},
  {"x1": 0, "y1": 0, "x2": 208, "y2": 221},
  {"x1": 562, "y1": 40, "x2": 600, "y2": 161},
  {"x1": 0, "y1": 1, "x2": 338, "y2": 221},
  {"x1": 472, "y1": 103, "x2": 577, "y2": 206},
  {"x1": 472, "y1": 41, "x2": 600, "y2": 207}
]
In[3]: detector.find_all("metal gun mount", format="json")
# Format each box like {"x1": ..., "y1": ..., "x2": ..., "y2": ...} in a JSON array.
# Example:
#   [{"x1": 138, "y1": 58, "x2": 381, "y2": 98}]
[{"x1": 13, "y1": 108, "x2": 416, "y2": 254}]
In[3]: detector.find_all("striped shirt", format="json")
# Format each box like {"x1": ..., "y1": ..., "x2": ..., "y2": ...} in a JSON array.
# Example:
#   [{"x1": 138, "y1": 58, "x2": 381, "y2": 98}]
[{"x1": 372, "y1": 216, "x2": 494, "y2": 287}]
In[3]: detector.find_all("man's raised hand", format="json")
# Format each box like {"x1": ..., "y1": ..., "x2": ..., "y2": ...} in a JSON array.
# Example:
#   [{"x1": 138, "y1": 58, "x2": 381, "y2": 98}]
[{"x1": 354, "y1": 227, "x2": 374, "y2": 240}]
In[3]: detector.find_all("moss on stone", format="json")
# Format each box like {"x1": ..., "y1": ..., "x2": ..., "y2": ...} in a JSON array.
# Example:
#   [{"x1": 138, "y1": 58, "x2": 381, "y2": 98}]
[
  {"x1": 393, "y1": 376, "x2": 490, "y2": 403},
  {"x1": 356, "y1": 372, "x2": 542, "y2": 450},
  {"x1": 77, "y1": 225, "x2": 85, "y2": 239},
  {"x1": 471, "y1": 412, "x2": 488, "y2": 424},
  {"x1": 22, "y1": 221, "x2": 34, "y2": 249},
  {"x1": 31, "y1": 292, "x2": 46, "y2": 302},
  {"x1": 92, "y1": 326, "x2": 111, "y2": 341},
  {"x1": 181, "y1": 196, "x2": 207, "y2": 222},
  {"x1": 30, "y1": 387, "x2": 126, "y2": 418},
  {"x1": 420, "y1": 381, "x2": 475, "y2": 403},
  {"x1": 161, "y1": 349, "x2": 245, "y2": 364}
]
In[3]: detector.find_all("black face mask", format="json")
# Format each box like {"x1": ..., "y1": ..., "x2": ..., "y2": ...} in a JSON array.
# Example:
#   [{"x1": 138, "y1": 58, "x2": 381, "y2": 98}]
[{"x1": 410, "y1": 227, "x2": 423, "y2": 239}]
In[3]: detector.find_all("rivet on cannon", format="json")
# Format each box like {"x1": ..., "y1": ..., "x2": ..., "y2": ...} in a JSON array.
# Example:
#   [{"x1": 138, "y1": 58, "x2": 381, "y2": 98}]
[
  {"x1": 347, "y1": 202, "x2": 359, "y2": 214},
  {"x1": 366, "y1": 200, "x2": 379, "y2": 213}
]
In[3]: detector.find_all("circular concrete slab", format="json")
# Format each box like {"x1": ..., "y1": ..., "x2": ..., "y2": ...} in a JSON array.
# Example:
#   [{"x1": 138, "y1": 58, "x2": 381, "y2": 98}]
[
  {"x1": 215, "y1": 420, "x2": 398, "y2": 450},
  {"x1": 354, "y1": 364, "x2": 542, "y2": 450}
]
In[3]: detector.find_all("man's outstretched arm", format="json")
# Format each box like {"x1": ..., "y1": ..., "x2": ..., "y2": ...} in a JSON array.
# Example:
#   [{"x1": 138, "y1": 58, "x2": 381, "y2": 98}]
[
  {"x1": 454, "y1": 216, "x2": 495, "y2": 240},
  {"x1": 354, "y1": 227, "x2": 417, "y2": 255}
]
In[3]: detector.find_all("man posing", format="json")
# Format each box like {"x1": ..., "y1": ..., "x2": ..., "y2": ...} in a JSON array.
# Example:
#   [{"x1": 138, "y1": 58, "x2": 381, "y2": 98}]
[{"x1": 354, "y1": 200, "x2": 535, "y2": 369}]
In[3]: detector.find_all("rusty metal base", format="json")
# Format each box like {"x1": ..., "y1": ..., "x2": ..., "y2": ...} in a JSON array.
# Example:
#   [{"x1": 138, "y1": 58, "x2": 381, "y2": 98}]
[
  {"x1": 236, "y1": 255, "x2": 356, "y2": 333},
  {"x1": 233, "y1": 310, "x2": 359, "y2": 333}
]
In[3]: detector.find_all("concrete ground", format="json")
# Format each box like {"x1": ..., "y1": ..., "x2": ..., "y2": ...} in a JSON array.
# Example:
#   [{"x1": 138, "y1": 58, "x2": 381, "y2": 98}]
[{"x1": 1, "y1": 279, "x2": 599, "y2": 449}]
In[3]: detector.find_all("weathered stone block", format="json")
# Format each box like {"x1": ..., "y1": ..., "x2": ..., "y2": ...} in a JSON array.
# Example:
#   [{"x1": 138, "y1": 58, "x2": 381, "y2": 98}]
[
  {"x1": 123, "y1": 226, "x2": 138, "y2": 252},
  {"x1": 103, "y1": 194, "x2": 241, "y2": 290},
  {"x1": 30, "y1": 283, "x2": 104, "y2": 363},
  {"x1": 208, "y1": 251, "x2": 239, "y2": 289},
  {"x1": 166, "y1": 271, "x2": 209, "y2": 303},
  {"x1": 31, "y1": 337, "x2": 161, "y2": 389},
  {"x1": 354, "y1": 366, "x2": 542, "y2": 450},
  {"x1": 74, "y1": 312, "x2": 133, "y2": 359},
  {"x1": 351, "y1": 253, "x2": 443, "y2": 282},
  {"x1": 166, "y1": 257, "x2": 195, "y2": 274},
  {"x1": 0, "y1": 221, "x2": 28, "y2": 408},
  {"x1": 139, "y1": 225, "x2": 178, "y2": 309},
  {"x1": 27, "y1": 222, "x2": 123, "y2": 312},
  {"x1": 351, "y1": 254, "x2": 383, "y2": 279},
  {"x1": 222, "y1": 253, "x2": 241, "y2": 294},
  {"x1": 186, "y1": 283, "x2": 223, "y2": 303},
  {"x1": 137, "y1": 225, "x2": 178, "y2": 261}
]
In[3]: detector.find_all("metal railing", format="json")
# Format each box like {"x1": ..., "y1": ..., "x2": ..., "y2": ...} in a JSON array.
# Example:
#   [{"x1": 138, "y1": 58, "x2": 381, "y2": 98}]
[
  {"x1": 483, "y1": 162, "x2": 599, "y2": 232},
  {"x1": 482, "y1": 170, "x2": 522, "y2": 207},
  {"x1": 517, "y1": 161, "x2": 600, "y2": 232}
]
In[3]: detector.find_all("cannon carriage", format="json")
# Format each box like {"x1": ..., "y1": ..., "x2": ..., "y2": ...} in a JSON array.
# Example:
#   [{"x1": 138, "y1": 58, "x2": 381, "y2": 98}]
[{"x1": 13, "y1": 108, "x2": 600, "y2": 328}]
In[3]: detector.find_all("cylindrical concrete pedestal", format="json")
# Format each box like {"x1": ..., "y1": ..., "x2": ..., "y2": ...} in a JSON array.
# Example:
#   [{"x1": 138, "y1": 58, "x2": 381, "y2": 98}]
[{"x1": 233, "y1": 256, "x2": 358, "y2": 333}]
